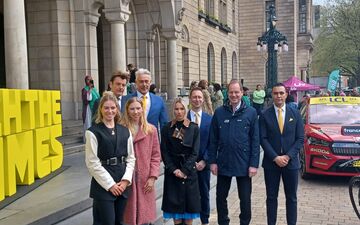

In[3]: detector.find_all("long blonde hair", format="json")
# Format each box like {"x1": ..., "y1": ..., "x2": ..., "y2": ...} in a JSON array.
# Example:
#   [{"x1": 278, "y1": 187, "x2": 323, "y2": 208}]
[
  {"x1": 120, "y1": 97, "x2": 153, "y2": 136},
  {"x1": 94, "y1": 91, "x2": 121, "y2": 124}
]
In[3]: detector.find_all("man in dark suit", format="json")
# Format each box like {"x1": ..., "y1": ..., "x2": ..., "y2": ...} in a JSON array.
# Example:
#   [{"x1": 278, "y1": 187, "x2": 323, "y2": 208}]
[
  {"x1": 92, "y1": 71, "x2": 128, "y2": 120},
  {"x1": 187, "y1": 87, "x2": 212, "y2": 225},
  {"x1": 121, "y1": 68, "x2": 168, "y2": 129},
  {"x1": 259, "y1": 83, "x2": 304, "y2": 225}
]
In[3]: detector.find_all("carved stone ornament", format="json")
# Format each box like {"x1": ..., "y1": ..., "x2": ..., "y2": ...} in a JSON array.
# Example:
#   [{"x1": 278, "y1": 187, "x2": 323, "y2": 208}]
[{"x1": 176, "y1": 7, "x2": 185, "y2": 25}]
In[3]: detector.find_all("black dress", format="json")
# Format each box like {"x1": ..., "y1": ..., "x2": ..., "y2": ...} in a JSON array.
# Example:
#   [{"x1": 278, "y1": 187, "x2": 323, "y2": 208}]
[{"x1": 160, "y1": 119, "x2": 201, "y2": 217}]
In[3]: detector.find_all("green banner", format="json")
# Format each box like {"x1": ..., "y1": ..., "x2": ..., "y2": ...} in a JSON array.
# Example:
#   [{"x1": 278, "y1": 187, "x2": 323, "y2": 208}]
[{"x1": 327, "y1": 69, "x2": 340, "y2": 94}]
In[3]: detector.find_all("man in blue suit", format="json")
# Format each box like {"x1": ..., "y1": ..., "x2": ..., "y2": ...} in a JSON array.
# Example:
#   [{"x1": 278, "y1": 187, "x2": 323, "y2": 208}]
[
  {"x1": 121, "y1": 68, "x2": 168, "y2": 129},
  {"x1": 187, "y1": 87, "x2": 212, "y2": 225},
  {"x1": 259, "y1": 83, "x2": 304, "y2": 225}
]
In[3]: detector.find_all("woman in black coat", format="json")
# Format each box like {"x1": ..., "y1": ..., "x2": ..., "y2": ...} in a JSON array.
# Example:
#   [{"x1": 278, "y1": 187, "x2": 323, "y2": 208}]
[{"x1": 160, "y1": 98, "x2": 201, "y2": 225}]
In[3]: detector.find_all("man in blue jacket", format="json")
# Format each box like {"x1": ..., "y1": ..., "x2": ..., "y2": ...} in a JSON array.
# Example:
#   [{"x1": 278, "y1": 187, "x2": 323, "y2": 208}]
[
  {"x1": 259, "y1": 83, "x2": 304, "y2": 225},
  {"x1": 187, "y1": 87, "x2": 212, "y2": 225},
  {"x1": 208, "y1": 79, "x2": 260, "y2": 225},
  {"x1": 121, "y1": 68, "x2": 168, "y2": 129}
]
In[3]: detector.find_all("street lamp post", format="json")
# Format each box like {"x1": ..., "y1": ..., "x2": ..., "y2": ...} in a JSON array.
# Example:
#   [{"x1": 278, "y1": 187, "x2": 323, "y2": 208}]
[{"x1": 257, "y1": 4, "x2": 288, "y2": 91}]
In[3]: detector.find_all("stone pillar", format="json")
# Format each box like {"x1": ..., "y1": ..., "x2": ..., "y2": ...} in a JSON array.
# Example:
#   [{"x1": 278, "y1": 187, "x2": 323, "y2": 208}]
[
  {"x1": 110, "y1": 22, "x2": 126, "y2": 71},
  {"x1": 4, "y1": 0, "x2": 29, "y2": 89},
  {"x1": 167, "y1": 38, "x2": 177, "y2": 100},
  {"x1": 147, "y1": 31, "x2": 156, "y2": 80},
  {"x1": 103, "y1": 8, "x2": 130, "y2": 72},
  {"x1": 84, "y1": 11, "x2": 100, "y2": 89}
]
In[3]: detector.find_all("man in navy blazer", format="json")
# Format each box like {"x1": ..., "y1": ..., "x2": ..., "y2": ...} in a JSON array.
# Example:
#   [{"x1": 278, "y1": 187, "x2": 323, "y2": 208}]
[
  {"x1": 121, "y1": 68, "x2": 168, "y2": 129},
  {"x1": 92, "y1": 71, "x2": 128, "y2": 121},
  {"x1": 259, "y1": 83, "x2": 304, "y2": 225},
  {"x1": 187, "y1": 87, "x2": 212, "y2": 225}
]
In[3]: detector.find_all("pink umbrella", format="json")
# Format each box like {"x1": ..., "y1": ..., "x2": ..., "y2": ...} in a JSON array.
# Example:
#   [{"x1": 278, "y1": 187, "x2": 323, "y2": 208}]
[{"x1": 283, "y1": 76, "x2": 320, "y2": 91}]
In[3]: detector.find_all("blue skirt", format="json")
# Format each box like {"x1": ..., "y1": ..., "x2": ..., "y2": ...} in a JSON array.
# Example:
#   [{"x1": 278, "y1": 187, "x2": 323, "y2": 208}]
[{"x1": 163, "y1": 212, "x2": 200, "y2": 220}]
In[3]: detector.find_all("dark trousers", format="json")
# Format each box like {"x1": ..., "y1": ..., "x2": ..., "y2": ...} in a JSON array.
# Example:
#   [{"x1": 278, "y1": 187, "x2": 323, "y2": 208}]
[
  {"x1": 264, "y1": 168, "x2": 298, "y2": 225},
  {"x1": 216, "y1": 175, "x2": 252, "y2": 225},
  {"x1": 93, "y1": 196, "x2": 127, "y2": 225},
  {"x1": 198, "y1": 168, "x2": 211, "y2": 224},
  {"x1": 252, "y1": 103, "x2": 263, "y2": 116}
]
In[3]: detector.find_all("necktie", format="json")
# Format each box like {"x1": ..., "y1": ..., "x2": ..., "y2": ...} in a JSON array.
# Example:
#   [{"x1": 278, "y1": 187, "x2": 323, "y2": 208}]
[
  {"x1": 142, "y1": 95, "x2": 147, "y2": 113},
  {"x1": 278, "y1": 108, "x2": 283, "y2": 134},
  {"x1": 194, "y1": 112, "x2": 200, "y2": 125}
]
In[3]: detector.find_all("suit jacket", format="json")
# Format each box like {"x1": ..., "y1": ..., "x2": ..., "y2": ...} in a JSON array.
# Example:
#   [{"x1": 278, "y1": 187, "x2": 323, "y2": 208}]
[
  {"x1": 122, "y1": 92, "x2": 169, "y2": 129},
  {"x1": 260, "y1": 105, "x2": 304, "y2": 170},
  {"x1": 187, "y1": 111, "x2": 212, "y2": 162}
]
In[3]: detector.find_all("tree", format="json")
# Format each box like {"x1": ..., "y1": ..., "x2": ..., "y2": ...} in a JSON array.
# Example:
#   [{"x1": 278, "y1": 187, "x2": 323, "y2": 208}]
[{"x1": 312, "y1": 0, "x2": 360, "y2": 86}]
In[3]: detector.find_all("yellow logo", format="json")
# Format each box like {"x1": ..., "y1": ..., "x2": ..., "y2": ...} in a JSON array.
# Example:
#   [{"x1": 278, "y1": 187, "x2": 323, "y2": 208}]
[
  {"x1": 0, "y1": 89, "x2": 63, "y2": 202},
  {"x1": 310, "y1": 97, "x2": 360, "y2": 105}
]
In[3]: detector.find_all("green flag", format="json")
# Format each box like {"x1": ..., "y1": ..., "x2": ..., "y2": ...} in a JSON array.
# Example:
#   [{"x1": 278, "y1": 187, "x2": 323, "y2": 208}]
[{"x1": 327, "y1": 69, "x2": 340, "y2": 95}]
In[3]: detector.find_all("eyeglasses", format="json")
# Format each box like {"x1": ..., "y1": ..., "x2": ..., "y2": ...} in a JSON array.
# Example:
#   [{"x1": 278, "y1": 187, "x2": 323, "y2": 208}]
[{"x1": 272, "y1": 91, "x2": 285, "y2": 95}]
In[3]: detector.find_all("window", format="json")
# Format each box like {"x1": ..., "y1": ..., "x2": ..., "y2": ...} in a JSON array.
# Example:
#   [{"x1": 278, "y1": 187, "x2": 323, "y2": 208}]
[
  {"x1": 207, "y1": 43, "x2": 215, "y2": 82},
  {"x1": 221, "y1": 48, "x2": 227, "y2": 84},
  {"x1": 299, "y1": 0, "x2": 307, "y2": 33},
  {"x1": 219, "y1": 0, "x2": 227, "y2": 24},
  {"x1": 205, "y1": 0, "x2": 215, "y2": 16},
  {"x1": 313, "y1": 5, "x2": 320, "y2": 28},
  {"x1": 232, "y1": 52, "x2": 238, "y2": 79},
  {"x1": 265, "y1": 1, "x2": 275, "y2": 30},
  {"x1": 182, "y1": 48, "x2": 189, "y2": 86},
  {"x1": 232, "y1": 0, "x2": 236, "y2": 32}
]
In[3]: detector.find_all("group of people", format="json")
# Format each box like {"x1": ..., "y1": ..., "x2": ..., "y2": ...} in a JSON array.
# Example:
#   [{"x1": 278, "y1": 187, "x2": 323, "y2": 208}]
[{"x1": 82, "y1": 68, "x2": 304, "y2": 225}]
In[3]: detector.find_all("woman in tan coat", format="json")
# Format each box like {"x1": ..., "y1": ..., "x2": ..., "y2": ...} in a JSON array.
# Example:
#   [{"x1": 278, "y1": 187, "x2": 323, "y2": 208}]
[{"x1": 121, "y1": 97, "x2": 161, "y2": 225}]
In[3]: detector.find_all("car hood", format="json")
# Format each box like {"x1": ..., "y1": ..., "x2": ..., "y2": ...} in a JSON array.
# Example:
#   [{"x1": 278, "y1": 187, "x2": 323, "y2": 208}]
[{"x1": 306, "y1": 124, "x2": 360, "y2": 142}]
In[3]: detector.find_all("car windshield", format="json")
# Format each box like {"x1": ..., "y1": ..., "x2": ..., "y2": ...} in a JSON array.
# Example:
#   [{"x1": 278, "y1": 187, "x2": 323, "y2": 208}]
[{"x1": 309, "y1": 104, "x2": 360, "y2": 124}]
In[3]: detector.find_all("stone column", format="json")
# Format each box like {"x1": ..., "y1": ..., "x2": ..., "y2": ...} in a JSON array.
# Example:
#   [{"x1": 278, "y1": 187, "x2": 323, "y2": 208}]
[
  {"x1": 103, "y1": 8, "x2": 130, "y2": 72},
  {"x1": 167, "y1": 38, "x2": 177, "y2": 100},
  {"x1": 110, "y1": 22, "x2": 126, "y2": 71},
  {"x1": 84, "y1": 11, "x2": 100, "y2": 89},
  {"x1": 147, "y1": 31, "x2": 156, "y2": 80},
  {"x1": 4, "y1": 0, "x2": 29, "y2": 89}
]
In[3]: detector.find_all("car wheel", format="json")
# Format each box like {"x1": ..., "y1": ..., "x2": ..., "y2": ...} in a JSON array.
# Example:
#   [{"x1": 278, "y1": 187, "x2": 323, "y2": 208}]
[{"x1": 300, "y1": 149, "x2": 311, "y2": 180}]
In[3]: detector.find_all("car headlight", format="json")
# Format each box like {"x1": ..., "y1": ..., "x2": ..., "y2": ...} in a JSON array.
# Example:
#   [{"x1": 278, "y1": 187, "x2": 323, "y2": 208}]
[{"x1": 307, "y1": 137, "x2": 330, "y2": 147}]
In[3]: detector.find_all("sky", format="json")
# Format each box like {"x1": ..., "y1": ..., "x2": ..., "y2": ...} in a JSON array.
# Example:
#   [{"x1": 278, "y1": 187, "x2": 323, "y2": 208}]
[{"x1": 313, "y1": 0, "x2": 327, "y2": 5}]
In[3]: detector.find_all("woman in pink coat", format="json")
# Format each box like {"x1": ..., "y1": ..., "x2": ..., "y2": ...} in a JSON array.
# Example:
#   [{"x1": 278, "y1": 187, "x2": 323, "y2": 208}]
[{"x1": 121, "y1": 97, "x2": 161, "y2": 225}]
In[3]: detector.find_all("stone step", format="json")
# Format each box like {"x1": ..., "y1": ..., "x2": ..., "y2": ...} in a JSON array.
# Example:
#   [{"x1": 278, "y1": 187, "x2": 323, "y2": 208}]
[
  {"x1": 58, "y1": 135, "x2": 83, "y2": 146},
  {"x1": 61, "y1": 120, "x2": 83, "y2": 129},
  {"x1": 62, "y1": 143, "x2": 84, "y2": 156},
  {"x1": 61, "y1": 126, "x2": 83, "y2": 137}
]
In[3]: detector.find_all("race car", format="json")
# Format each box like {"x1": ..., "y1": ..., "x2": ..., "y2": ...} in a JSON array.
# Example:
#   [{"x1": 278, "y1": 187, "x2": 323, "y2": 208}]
[{"x1": 300, "y1": 96, "x2": 360, "y2": 178}]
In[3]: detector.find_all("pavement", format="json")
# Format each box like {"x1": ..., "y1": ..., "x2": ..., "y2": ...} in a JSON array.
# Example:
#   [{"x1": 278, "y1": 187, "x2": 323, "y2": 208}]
[{"x1": 0, "y1": 150, "x2": 359, "y2": 225}]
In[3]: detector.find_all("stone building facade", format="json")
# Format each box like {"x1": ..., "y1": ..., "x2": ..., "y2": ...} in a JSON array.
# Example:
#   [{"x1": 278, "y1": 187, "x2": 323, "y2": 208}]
[{"x1": 0, "y1": 0, "x2": 313, "y2": 120}]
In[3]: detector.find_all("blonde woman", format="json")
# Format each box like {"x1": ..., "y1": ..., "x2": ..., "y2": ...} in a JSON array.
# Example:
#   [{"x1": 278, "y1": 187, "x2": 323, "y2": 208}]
[
  {"x1": 121, "y1": 97, "x2": 161, "y2": 225},
  {"x1": 160, "y1": 98, "x2": 201, "y2": 225},
  {"x1": 85, "y1": 91, "x2": 135, "y2": 225}
]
